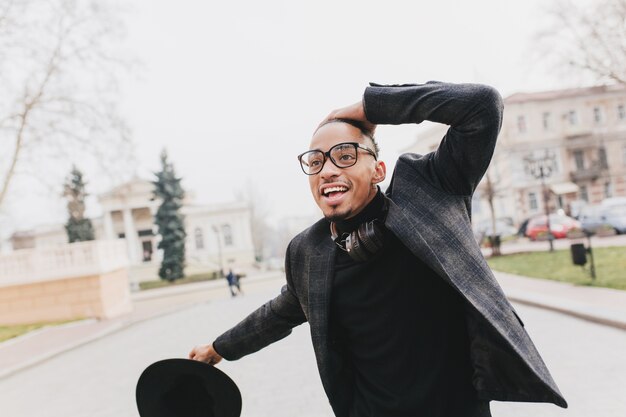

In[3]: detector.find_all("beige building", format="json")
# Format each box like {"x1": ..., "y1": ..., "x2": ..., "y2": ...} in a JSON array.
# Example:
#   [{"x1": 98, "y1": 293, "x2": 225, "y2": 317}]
[
  {"x1": 9, "y1": 178, "x2": 256, "y2": 279},
  {"x1": 405, "y1": 84, "x2": 626, "y2": 227}
]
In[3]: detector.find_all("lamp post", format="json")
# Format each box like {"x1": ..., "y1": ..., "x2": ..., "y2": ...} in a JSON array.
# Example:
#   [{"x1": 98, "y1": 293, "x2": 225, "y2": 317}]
[
  {"x1": 524, "y1": 153, "x2": 557, "y2": 252},
  {"x1": 212, "y1": 225, "x2": 224, "y2": 277}
]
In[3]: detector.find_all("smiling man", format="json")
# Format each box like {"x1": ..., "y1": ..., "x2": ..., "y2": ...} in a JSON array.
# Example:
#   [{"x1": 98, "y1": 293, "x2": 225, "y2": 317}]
[
  {"x1": 190, "y1": 81, "x2": 567, "y2": 416},
  {"x1": 306, "y1": 120, "x2": 385, "y2": 222}
]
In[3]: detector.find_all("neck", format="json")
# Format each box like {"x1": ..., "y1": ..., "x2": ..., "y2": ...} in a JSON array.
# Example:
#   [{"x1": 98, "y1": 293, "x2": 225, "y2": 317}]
[{"x1": 334, "y1": 188, "x2": 385, "y2": 234}]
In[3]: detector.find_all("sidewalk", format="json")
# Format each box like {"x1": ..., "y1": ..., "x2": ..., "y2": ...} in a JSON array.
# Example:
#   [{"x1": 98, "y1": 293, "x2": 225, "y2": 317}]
[
  {"x1": 494, "y1": 271, "x2": 626, "y2": 330},
  {"x1": 481, "y1": 233, "x2": 626, "y2": 256},
  {"x1": 1, "y1": 269, "x2": 625, "y2": 380},
  {"x1": 0, "y1": 271, "x2": 282, "y2": 380}
]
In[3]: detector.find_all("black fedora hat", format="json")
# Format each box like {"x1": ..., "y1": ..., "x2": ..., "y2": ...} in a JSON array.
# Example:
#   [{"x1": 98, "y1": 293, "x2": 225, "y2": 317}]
[{"x1": 136, "y1": 359, "x2": 241, "y2": 417}]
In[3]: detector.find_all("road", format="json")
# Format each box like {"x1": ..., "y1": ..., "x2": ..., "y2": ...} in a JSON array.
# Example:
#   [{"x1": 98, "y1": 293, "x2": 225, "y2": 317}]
[{"x1": 1, "y1": 278, "x2": 625, "y2": 417}]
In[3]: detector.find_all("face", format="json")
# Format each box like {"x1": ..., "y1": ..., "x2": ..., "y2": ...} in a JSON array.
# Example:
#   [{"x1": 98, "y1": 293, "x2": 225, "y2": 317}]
[{"x1": 307, "y1": 122, "x2": 386, "y2": 221}]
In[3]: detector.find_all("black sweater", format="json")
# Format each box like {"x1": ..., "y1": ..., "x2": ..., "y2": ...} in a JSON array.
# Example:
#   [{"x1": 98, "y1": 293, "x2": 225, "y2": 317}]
[{"x1": 329, "y1": 191, "x2": 490, "y2": 417}]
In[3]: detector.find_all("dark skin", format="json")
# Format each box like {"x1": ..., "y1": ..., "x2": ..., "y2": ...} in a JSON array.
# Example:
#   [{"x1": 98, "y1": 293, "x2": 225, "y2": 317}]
[{"x1": 189, "y1": 100, "x2": 381, "y2": 365}]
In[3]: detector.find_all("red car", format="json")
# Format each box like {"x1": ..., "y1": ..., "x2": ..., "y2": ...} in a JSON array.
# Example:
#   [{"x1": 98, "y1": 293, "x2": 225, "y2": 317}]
[{"x1": 525, "y1": 214, "x2": 581, "y2": 240}]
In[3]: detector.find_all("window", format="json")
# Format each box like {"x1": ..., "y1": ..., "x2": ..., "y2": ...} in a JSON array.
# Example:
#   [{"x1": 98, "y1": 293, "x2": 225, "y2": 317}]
[
  {"x1": 517, "y1": 115, "x2": 527, "y2": 133},
  {"x1": 542, "y1": 112, "x2": 551, "y2": 130},
  {"x1": 598, "y1": 147, "x2": 608, "y2": 170},
  {"x1": 580, "y1": 185, "x2": 589, "y2": 202},
  {"x1": 194, "y1": 227, "x2": 204, "y2": 250},
  {"x1": 573, "y1": 150, "x2": 585, "y2": 171},
  {"x1": 568, "y1": 110, "x2": 578, "y2": 125},
  {"x1": 604, "y1": 181, "x2": 613, "y2": 198},
  {"x1": 618, "y1": 104, "x2": 625, "y2": 121},
  {"x1": 222, "y1": 224, "x2": 233, "y2": 246},
  {"x1": 528, "y1": 192, "x2": 538, "y2": 210},
  {"x1": 593, "y1": 107, "x2": 603, "y2": 124}
]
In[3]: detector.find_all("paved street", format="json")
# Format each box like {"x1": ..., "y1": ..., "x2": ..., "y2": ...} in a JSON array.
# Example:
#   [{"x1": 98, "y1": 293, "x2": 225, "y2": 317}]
[{"x1": 1, "y1": 277, "x2": 625, "y2": 417}]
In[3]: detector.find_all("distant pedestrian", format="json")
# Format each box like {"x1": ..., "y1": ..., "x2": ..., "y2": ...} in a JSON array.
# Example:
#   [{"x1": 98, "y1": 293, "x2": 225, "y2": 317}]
[{"x1": 226, "y1": 269, "x2": 242, "y2": 297}]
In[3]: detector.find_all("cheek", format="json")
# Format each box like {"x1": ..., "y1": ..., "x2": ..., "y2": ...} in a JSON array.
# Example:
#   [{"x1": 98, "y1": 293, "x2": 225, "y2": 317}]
[{"x1": 308, "y1": 177, "x2": 318, "y2": 196}]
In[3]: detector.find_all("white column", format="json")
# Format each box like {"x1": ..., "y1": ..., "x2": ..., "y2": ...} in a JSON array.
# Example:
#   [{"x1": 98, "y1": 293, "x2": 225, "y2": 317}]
[
  {"x1": 103, "y1": 210, "x2": 115, "y2": 240},
  {"x1": 122, "y1": 208, "x2": 139, "y2": 264}
]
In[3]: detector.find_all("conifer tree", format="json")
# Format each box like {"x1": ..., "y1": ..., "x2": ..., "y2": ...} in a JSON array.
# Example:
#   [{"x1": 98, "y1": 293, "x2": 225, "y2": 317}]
[
  {"x1": 153, "y1": 150, "x2": 186, "y2": 281},
  {"x1": 64, "y1": 166, "x2": 95, "y2": 243}
]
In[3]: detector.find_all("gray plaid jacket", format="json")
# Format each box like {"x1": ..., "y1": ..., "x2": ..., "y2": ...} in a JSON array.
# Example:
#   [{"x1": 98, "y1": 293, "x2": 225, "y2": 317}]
[{"x1": 214, "y1": 82, "x2": 567, "y2": 414}]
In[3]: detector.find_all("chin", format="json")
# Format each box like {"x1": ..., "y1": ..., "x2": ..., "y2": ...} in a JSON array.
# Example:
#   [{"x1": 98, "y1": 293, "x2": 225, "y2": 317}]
[{"x1": 322, "y1": 206, "x2": 353, "y2": 222}]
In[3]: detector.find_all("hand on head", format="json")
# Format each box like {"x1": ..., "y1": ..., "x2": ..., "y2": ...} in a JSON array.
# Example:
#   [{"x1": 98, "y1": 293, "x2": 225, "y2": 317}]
[{"x1": 319, "y1": 100, "x2": 377, "y2": 134}]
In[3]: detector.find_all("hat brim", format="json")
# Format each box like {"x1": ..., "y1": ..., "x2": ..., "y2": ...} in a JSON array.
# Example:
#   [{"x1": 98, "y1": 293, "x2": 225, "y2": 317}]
[{"x1": 136, "y1": 358, "x2": 241, "y2": 417}]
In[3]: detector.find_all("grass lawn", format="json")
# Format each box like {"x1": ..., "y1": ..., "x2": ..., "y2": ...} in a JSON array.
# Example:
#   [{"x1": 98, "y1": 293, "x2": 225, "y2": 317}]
[
  {"x1": 139, "y1": 272, "x2": 219, "y2": 291},
  {"x1": 0, "y1": 319, "x2": 81, "y2": 343},
  {"x1": 487, "y1": 246, "x2": 626, "y2": 290}
]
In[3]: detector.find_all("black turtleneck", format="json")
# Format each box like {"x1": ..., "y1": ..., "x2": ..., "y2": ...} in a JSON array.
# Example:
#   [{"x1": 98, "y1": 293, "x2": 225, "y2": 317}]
[
  {"x1": 334, "y1": 189, "x2": 387, "y2": 236},
  {"x1": 329, "y1": 190, "x2": 490, "y2": 417}
]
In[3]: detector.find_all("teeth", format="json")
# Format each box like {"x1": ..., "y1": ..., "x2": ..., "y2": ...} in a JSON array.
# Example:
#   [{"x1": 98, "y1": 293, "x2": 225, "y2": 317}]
[{"x1": 323, "y1": 186, "x2": 348, "y2": 195}]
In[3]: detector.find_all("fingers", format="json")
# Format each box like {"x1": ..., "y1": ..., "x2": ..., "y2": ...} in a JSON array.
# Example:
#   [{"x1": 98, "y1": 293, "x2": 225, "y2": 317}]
[
  {"x1": 188, "y1": 344, "x2": 223, "y2": 366},
  {"x1": 318, "y1": 101, "x2": 375, "y2": 132}
]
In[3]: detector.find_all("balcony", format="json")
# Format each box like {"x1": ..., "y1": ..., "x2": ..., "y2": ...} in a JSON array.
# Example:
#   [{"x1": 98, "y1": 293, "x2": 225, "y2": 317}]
[{"x1": 569, "y1": 160, "x2": 608, "y2": 182}]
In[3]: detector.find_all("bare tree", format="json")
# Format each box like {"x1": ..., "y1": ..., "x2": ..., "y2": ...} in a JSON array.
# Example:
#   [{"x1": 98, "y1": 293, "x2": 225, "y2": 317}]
[
  {"x1": 477, "y1": 170, "x2": 505, "y2": 256},
  {"x1": 236, "y1": 181, "x2": 274, "y2": 262},
  {"x1": 0, "y1": 0, "x2": 134, "y2": 210},
  {"x1": 536, "y1": 0, "x2": 626, "y2": 85}
]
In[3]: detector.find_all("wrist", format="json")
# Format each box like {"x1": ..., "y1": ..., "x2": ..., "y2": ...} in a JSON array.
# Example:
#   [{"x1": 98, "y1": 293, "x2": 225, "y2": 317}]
[{"x1": 212, "y1": 341, "x2": 224, "y2": 358}]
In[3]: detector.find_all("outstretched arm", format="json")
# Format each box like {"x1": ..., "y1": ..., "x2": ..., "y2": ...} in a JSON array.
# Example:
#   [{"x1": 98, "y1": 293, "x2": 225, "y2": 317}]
[
  {"x1": 322, "y1": 81, "x2": 504, "y2": 196},
  {"x1": 190, "y1": 244, "x2": 306, "y2": 363}
]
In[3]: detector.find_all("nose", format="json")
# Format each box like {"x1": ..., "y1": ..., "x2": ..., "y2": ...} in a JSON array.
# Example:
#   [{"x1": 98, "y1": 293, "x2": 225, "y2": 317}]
[{"x1": 318, "y1": 157, "x2": 341, "y2": 179}]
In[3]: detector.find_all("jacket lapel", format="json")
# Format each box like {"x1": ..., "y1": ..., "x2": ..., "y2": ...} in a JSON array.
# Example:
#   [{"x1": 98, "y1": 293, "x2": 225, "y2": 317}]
[
  {"x1": 307, "y1": 234, "x2": 336, "y2": 377},
  {"x1": 384, "y1": 198, "x2": 452, "y2": 286}
]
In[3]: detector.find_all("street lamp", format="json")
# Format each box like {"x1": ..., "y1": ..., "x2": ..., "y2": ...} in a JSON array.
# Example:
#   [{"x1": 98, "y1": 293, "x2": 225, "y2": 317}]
[
  {"x1": 211, "y1": 225, "x2": 224, "y2": 277},
  {"x1": 524, "y1": 152, "x2": 557, "y2": 252}
]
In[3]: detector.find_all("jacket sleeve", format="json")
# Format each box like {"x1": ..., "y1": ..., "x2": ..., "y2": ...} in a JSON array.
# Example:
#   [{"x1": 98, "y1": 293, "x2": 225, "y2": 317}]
[
  {"x1": 363, "y1": 81, "x2": 504, "y2": 196},
  {"x1": 212, "y1": 242, "x2": 307, "y2": 360}
]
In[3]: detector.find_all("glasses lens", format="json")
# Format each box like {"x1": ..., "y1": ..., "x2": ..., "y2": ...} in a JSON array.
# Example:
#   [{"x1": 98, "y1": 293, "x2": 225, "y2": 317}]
[
  {"x1": 330, "y1": 143, "x2": 358, "y2": 168},
  {"x1": 300, "y1": 150, "x2": 325, "y2": 174}
]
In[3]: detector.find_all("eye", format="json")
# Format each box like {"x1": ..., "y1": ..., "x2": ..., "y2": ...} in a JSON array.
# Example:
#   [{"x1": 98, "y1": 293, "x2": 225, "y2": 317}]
[
  {"x1": 307, "y1": 155, "x2": 323, "y2": 167},
  {"x1": 339, "y1": 153, "x2": 356, "y2": 161}
]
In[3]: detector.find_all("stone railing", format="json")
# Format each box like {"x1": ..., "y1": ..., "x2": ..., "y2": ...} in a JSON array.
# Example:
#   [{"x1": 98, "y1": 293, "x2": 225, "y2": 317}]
[{"x1": 0, "y1": 240, "x2": 129, "y2": 287}]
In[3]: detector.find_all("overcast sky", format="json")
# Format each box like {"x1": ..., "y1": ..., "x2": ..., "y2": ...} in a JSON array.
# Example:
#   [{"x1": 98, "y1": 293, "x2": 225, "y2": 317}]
[{"x1": 1, "y1": 0, "x2": 598, "y2": 237}]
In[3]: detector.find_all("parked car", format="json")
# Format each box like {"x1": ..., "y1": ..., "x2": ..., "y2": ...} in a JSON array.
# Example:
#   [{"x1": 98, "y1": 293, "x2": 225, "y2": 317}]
[
  {"x1": 578, "y1": 205, "x2": 607, "y2": 234},
  {"x1": 525, "y1": 214, "x2": 581, "y2": 240},
  {"x1": 473, "y1": 217, "x2": 517, "y2": 241},
  {"x1": 601, "y1": 197, "x2": 626, "y2": 208},
  {"x1": 579, "y1": 203, "x2": 626, "y2": 234},
  {"x1": 601, "y1": 204, "x2": 626, "y2": 234}
]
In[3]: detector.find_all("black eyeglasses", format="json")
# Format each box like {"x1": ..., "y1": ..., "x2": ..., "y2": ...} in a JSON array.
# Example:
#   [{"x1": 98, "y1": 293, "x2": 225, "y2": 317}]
[{"x1": 297, "y1": 142, "x2": 377, "y2": 175}]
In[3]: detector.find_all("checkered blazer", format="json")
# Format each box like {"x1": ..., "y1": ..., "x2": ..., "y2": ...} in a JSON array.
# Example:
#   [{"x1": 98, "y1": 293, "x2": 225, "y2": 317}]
[{"x1": 214, "y1": 82, "x2": 567, "y2": 414}]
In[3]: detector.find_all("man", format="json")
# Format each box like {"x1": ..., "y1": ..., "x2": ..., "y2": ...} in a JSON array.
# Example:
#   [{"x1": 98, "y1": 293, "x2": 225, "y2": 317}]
[
  {"x1": 225, "y1": 269, "x2": 243, "y2": 297},
  {"x1": 190, "y1": 81, "x2": 567, "y2": 416}
]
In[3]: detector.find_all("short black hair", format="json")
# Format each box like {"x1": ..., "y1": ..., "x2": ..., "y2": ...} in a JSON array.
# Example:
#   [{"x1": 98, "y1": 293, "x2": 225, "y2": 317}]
[{"x1": 316, "y1": 118, "x2": 380, "y2": 156}]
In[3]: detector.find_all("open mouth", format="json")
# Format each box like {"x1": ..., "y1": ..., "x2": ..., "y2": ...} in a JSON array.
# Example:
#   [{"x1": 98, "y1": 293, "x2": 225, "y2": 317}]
[{"x1": 321, "y1": 184, "x2": 349, "y2": 205}]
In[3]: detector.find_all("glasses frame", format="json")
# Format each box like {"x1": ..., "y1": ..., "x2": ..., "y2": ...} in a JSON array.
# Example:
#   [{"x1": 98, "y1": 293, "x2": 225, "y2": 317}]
[{"x1": 297, "y1": 142, "x2": 378, "y2": 176}]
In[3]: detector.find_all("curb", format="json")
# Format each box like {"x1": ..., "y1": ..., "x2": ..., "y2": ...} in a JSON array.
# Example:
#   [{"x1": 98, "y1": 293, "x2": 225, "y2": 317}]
[
  {"x1": 0, "y1": 302, "x2": 201, "y2": 381},
  {"x1": 132, "y1": 271, "x2": 283, "y2": 301},
  {"x1": 507, "y1": 295, "x2": 626, "y2": 331}
]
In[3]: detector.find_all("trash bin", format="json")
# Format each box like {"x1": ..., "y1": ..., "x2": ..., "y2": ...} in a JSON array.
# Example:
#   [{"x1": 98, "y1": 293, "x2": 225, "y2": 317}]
[{"x1": 571, "y1": 243, "x2": 587, "y2": 266}]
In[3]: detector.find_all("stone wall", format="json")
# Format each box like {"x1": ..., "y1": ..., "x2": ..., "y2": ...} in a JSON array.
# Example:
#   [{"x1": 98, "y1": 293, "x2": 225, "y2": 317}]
[{"x1": 0, "y1": 240, "x2": 132, "y2": 325}]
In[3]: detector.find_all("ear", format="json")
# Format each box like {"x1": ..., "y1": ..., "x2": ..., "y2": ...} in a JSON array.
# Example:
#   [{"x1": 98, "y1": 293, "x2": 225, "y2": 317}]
[{"x1": 372, "y1": 161, "x2": 386, "y2": 184}]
